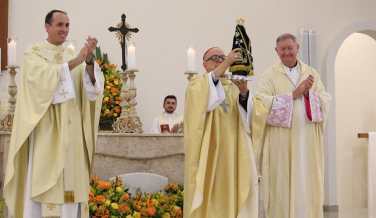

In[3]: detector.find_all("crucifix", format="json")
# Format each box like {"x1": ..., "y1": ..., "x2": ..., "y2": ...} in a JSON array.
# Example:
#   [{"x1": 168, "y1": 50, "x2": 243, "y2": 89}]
[
  {"x1": 219, "y1": 100, "x2": 229, "y2": 113},
  {"x1": 108, "y1": 14, "x2": 139, "y2": 71}
]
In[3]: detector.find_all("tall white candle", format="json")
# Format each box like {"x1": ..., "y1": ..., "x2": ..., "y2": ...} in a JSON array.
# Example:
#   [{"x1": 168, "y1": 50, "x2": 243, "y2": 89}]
[
  {"x1": 127, "y1": 42, "x2": 136, "y2": 69},
  {"x1": 186, "y1": 45, "x2": 195, "y2": 72},
  {"x1": 7, "y1": 38, "x2": 17, "y2": 66}
]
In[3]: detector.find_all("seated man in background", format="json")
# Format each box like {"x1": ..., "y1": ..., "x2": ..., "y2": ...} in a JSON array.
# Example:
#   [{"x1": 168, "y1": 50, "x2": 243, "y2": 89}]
[{"x1": 150, "y1": 95, "x2": 183, "y2": 133}]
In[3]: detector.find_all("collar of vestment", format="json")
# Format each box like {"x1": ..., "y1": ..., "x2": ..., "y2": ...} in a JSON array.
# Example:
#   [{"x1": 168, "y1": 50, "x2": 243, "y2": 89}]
[
  {"x1": 25, "y1": 41, "x2": 76, "y2": 64},
  {"x1": 273, "y1": 59, "x2": 309, "y2": 75}
]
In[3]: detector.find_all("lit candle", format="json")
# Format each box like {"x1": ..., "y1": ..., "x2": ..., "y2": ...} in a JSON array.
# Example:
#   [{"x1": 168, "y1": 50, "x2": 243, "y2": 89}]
[
  {"x1": 7, "y1": 38, "x2": 17, "y2": 66},
  {"x1": 66, "y1": 40, "x2": 76, "y2": 53},
  {"x1": 127, "y1": 42, "x2": 136, "y2": 69},
  {"x1": 186, "y1": 45, "x2": 195, "y2": 72}
]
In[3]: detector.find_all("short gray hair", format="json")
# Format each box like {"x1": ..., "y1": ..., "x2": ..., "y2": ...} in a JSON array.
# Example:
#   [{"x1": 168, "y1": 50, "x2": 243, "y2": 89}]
[{"x1": 276, "y1": 34, "x2": 297, "y2": 46}]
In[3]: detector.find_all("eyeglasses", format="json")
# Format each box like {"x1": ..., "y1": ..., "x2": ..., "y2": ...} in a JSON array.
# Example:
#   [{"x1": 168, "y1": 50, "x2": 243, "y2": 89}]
[{"x1": 204, "y1": 55, "x2": 227, "y2": 62}]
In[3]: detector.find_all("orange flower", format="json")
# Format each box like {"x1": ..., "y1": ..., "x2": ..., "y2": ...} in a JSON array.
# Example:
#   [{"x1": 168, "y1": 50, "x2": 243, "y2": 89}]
[
  {"x1": 109, "y1": 83, "x2": 114, "y2": 87},
  {"x1": 146, "y1": 199, "x2": 155, "y2": 208},
  {"x1": 96, "y1": 195, "x2": 105, "y2": 203},
  {"x1": 95, "y1": 60, "x2": 103, "y2": 65},
  {"x1": 111, "y1": 87, "x2": 117, "y2": 94},
  {"x1": 118, "y1": 203, "x2": 130, "y2": 214},
  {"x1": 118, "y1": 96, "x2": 122, "y2": 101},
  {"x1": 176, "y1": 208, "x2": 183, "y2": 217},
  {"x1": 97, "y1": 181, "x2": 108, "y2": 190},
  {"x1": 147, "y1": 207, "x2": 156, "y2": 216},
  {"x1": 115, "y1": 108, "x2": 121, "y2": 113},
  {"x1": 89, "y1": 193, "x2": 95, "y2": 202},
  {"x1": 109, "y1": 64, "x2": 118, "y2": 69},
  {"x1": 104, "y1": 63, "x2": 109, "y2": 69},
  {"x1": 124, "y1": 192, "x2": 130, "y2": 201}
]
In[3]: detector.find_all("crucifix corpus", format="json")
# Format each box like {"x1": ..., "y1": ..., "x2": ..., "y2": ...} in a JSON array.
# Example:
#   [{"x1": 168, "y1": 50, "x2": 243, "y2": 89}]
[{"x1": 108, "y1": 14, "x2": 139, "y2": 71}]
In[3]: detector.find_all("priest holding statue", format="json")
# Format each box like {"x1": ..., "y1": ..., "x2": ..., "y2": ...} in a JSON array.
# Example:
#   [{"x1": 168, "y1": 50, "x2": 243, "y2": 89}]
[
  {"x1": 4, "y1": 10, "x2": 103, "y2": 218},
  {"x1": 183, "y1": 19, "x2": 268, "y2": 218}
]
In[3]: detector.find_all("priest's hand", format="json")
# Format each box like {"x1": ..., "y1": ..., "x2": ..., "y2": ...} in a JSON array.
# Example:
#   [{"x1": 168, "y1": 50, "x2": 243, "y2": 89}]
[
  {"x1": 232, "y1": 78, "x2": 248, "y2": 94},
  {"x1": 85, "y1": 36, "x2": 98, "y2": 60},
  {"x1": 302, "y1": 75, "x2": 314, "y2": 98},
  {"x1": 293, "y1": 78, "x2": 312, "y2": 100},
  {"x1": 171, "y1": 124, "x2": 179, "y2": 133},
  {"x1": 68, "y1": 46, "x2": 89, "y2": 71},
  {"x1": 213, "y1": 48, "x2": 244, "y2": 78}
]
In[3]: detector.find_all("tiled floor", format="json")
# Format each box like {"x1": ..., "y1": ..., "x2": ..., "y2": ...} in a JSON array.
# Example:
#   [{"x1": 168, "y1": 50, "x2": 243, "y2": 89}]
[{"x1": 324, "y1": 208, "x2": 376, "y2": 218}]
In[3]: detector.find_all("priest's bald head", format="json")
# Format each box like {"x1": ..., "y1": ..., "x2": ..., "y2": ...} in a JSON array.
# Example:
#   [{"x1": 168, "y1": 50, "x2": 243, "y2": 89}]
[
  {"x1": 45, "y1": 10, "x2": 69, "y2": 46},
  {"x1": 275, "y1": 33, "x2": 300, "y2": 68},
  {"x1": 202, "y1": 47, "x2": 227, "y2": 73}
]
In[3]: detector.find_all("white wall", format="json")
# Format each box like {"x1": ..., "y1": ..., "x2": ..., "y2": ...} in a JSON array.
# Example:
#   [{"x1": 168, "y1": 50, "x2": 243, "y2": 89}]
[
  {"x1": 3, "y1": 0, "x2": 376, "y2": 207},
  {"x1": 335, "y1": 32, "x2": 376, "y2": 208}
]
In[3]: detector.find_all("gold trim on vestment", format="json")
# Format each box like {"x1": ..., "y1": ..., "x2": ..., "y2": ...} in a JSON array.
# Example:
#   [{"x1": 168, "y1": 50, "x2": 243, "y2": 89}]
[{"x1": 64, "y1": 191, "x2": 75, "y2": 203}]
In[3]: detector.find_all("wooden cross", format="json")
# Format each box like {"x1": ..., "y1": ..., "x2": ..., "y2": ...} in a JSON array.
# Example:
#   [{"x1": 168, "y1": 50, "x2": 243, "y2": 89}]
[
  {"x1": 108, "y1": 14, "x2": 139, "y2": 71},
  {"x1": 60, "y1": 89, "x2": 68, "y2": 98},
  {"x1": 220, "y1": 100, "x2": 229, "y2": 113},
  {"x1": 59, "y1": 77, "x2": 66, "y2": 85},
  {"x1": 47, "y1": 204, "x2": 55, "y2": 211}
]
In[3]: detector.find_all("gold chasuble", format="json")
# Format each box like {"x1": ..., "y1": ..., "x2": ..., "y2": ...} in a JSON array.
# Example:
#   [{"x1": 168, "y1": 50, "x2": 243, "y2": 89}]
[
  {"x1": 255, "y1": 60, "x2": 331, "y2": 218},
  {"x1": 184, "y1": 74, "x2": 267, "y2": 218},
  {"x1": 4, "y1": 42, "x2": 103, "y2": 218}
]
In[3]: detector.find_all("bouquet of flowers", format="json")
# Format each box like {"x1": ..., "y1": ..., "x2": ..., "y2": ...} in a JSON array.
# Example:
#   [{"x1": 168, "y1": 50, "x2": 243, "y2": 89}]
[
  {"x1": 95, "y1": 47, "x2": 123, "y2": 130},
  {"x1": 89, "y1": 175, "x2": 184, "y2": 218}
]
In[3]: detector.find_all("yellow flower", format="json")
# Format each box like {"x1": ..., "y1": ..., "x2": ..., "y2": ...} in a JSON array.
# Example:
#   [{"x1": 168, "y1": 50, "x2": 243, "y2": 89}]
[
  {"x1": 105, "y1": 109, "x2": 110, "y2": 114},
  {"x1": 133, "y1": 211, "x2": 141, "y2": 218},
  {"x1": 174, "y1": 206, "x2": 180, "y2": 210},
  {"x1": 126, "y1": 215, "x2": 132, "y2": 218},
  {"x1": 106, "y1": 86, "x2": 111, "y2": 89},
  {"x1": 109, "y1": 188, "x2": 115, "y2": 195},
  {"x1": 115, "y1": 101, "x2": 119, "y2": 104},
  {"x1": 111, "y1": 203, "x2": 119, "y2": 210},
  {"x1": 113, "y1": 113, "x2": 118, "y2": 117},
  {"x1": 116, "y1": 187, "x2": 123, "y2": 193},
  {"x1": 104, "y1": 199, "x2": 111, "y2": 206},
  {"x1": 104, "y1": 97, "x2": 109, "y2": 102},
  {"x1": 152, "y1": 199, "x2": 159, "y2": 207},
  {"x1": 146, "y1": 195, "x2": 150, "y2": 200},
  {"x1": 90, "y1": 187, "x2": 95, "y2": 194},
  {"x1": 163, "y1": 213, "x2": 171, "y2": 218},
  {"x1": 92, "y1": 204, "x2": 98, "y2": 211}
]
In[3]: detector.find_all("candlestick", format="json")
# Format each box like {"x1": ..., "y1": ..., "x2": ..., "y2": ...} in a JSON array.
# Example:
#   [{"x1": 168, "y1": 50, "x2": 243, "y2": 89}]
[
  {"x1": 7, "y1": 37, "x2": 17, "y2": 66},
  {"x1": 66, "y1": 40, "x2": 76, "y2": 53},
  {"x1": 186, "y1": 45, "x2": 195, "y2": 72},
  {"x1": 127, "y1": 42, "x2": 136, "y2": 69}
]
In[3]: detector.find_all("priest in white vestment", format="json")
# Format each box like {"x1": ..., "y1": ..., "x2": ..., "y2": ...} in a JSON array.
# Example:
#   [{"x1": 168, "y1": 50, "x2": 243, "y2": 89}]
[
  {"x1": 150, "y1": 95, "x2": 183, "y2": 133},
  {"x1": 4, "y1": 10, "x2": 103, "y2": 218},
  {"x1": 255, "y1": 34, "x2": 331, "y2": 218},
  {"x1": 184, "y1": 47, "x2": 267, "y2": 218}
]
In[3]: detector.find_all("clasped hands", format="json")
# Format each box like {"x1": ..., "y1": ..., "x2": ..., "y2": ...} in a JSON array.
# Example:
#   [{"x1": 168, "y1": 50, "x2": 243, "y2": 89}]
[
  {"x1": 293, "y1": 75, "x2": 314, "y2": 100},
  {"x1": 170, "y1": 123, "x2": 180, "y2": 133}
]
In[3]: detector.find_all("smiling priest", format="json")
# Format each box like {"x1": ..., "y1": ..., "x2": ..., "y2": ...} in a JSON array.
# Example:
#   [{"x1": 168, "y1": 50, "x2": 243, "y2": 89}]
[{"x1": 3, "y1": 10, "x2": 103, "y2": 218}]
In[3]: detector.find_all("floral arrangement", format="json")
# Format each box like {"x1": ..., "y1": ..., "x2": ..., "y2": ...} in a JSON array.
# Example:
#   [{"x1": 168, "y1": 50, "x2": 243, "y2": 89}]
[
  {"x1": 95, "y1": 47, "x2": 123, "y2": 130},
  {"x1": 89, "y1": 175, "x2": 184, "y2": 218},
  {"x1": 0, "y1": 198, "x2": 4, "y2": 218}
]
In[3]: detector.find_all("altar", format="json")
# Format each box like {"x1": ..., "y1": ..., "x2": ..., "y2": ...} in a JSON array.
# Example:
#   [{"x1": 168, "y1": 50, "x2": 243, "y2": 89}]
[{"x1": 92, "y1": 133, "x2": 184, "y2": 183}]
